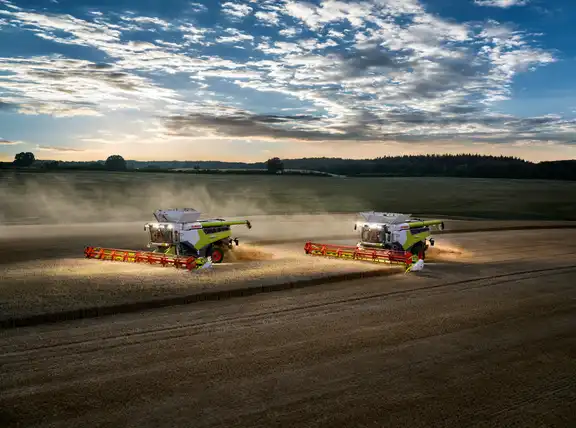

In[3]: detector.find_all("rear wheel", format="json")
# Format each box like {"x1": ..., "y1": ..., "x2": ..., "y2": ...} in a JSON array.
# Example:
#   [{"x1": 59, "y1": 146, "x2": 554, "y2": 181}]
[
  {"x1": 411, "y1": 243, "x2": 426, "y2": 260},
  {"x1": 210, "y1": 246, "x2": 225, "y2": 263}
]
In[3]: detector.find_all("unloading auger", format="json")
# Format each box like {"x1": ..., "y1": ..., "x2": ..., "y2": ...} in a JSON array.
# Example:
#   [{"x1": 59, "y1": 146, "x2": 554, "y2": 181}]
[
  {"x1": 304, "y1": 212, "x2": 445, "y2": 272},
  {"x1": 84, "y1": 208, "x2": 252, "y2": 271}
]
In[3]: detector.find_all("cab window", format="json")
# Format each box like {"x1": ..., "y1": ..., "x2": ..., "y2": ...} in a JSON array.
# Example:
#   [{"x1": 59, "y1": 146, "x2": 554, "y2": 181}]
[{"x1": 361, "y1": 226, "x2": 382, "y2": 243}]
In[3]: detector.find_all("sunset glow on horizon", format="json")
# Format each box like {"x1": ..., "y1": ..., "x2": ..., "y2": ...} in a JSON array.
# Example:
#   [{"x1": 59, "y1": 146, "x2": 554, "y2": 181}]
[{"x1": 1, "y1": 0, "x2": 575, "y2": 163}]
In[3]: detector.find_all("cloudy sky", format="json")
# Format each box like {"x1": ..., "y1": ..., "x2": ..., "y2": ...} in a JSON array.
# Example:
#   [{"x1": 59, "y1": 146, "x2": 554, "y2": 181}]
[{"x1": 0, "y1": 0, "x2": 575, "y2": 162}]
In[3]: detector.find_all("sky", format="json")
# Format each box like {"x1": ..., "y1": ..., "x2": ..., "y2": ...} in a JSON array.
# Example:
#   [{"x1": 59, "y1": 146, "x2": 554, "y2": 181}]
[{"x1": 1, "y1": 0, "x2": 575, "y2": 163}]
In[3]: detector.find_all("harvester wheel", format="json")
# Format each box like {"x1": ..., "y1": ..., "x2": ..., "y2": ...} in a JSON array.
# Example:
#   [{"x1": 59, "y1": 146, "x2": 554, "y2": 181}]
[
  {"x1": 210, "y1": 247, "x2": 225, "y2": 263},
  {"x1": 411, "y1": 243, "x2": 426, "y2": 260}
]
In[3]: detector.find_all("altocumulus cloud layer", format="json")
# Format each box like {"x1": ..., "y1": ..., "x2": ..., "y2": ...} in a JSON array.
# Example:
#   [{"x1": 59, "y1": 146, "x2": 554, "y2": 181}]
[{"x1": 0, "y1": 0, "x2": 574, "y2": 152}]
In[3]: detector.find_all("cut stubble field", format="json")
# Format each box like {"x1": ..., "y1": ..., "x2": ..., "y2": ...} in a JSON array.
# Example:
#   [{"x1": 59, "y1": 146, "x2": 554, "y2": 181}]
[
  {"x1": 1, "y1": 225, "x2": 576, "y2": 427},
  {"x1": 2, "y1": 171, "x2": 576, "y2": 427},
  {"x1": 1, "y1": 171, "x2": 576, "y2": 323}
]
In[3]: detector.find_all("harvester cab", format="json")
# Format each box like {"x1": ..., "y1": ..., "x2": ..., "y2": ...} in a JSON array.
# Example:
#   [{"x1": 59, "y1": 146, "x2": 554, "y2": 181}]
[
  {"x1": 84, "y1": 208, "x2": 252, "y2": 271},
  {"x1": 354, "y1": 211, "x2": 445, "y2": 259}
]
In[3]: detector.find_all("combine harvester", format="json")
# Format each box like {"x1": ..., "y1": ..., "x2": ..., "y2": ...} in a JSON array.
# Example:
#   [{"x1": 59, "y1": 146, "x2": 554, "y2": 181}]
[
  {"x1": 84, "y1": 208, "x2": 252, "y2": 271},
  {"x1": 304, "y1": 212, "x2": 445, "y2": 273}
]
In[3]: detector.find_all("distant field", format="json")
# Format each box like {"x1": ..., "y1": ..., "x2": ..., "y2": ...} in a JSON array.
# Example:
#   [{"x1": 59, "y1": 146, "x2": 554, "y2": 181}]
[{"x1": 1, "y1": 170, "x2": 575, "y2": 224}]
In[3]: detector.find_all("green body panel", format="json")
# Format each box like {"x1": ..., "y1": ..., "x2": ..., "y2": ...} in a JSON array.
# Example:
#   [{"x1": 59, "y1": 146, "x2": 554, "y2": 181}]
[
  {"x1": 404, "y1": 220, "x2": 444, "y2": 252},
  {"x1": 162, "y1": 246, "x2": 177, "y2": 255},
  {"x1": 195, "y1": 230, "x2": 232, "y2": 249},
  {"x1": 195, "y1": 219, "x2": 250, "y2": 249},
  {"x1": 155, "y1": 229, "x2": 231, "y2": 255},
  {"x1": 402, "y1": 231, "x2": 431, "y2": 250}
]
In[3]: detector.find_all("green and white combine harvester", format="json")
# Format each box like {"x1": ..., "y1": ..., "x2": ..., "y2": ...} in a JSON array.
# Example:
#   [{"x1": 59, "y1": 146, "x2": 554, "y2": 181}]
[
  {"x1": 84, "y1": 208, "x2": 252, "y2": 271},
  {"x1": 304, "y1": 212, "x2": 445, "y2": 272},
  {"x1": 84, "y1": 209, "x2": 445, "y2": 273}
]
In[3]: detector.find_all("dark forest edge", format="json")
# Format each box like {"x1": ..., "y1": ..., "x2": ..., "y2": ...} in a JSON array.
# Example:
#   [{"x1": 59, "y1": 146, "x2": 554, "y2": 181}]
[{"x1": 1, "y1": 152, "x2": 575, "y2": 181}]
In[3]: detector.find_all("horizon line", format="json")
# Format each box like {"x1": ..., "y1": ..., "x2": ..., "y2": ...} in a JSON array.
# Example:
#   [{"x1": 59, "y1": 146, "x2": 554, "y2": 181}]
[{"x1": 9, "y1": 154, "x2": 575, "y2": 164}]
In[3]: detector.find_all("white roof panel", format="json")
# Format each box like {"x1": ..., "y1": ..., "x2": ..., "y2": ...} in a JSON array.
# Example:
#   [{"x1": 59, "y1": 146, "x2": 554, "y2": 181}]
[
  {"x1": 153, "y1": 208, "x2": 202, "y2": 223},
  {"x1": 358, "y1": 211, "x2": 412, "y2": 224}
]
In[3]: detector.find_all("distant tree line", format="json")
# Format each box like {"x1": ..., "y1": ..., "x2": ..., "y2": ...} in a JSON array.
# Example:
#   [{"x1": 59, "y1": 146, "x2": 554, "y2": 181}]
[
  {"x1": 1, "y1": 153, "x2": 127, "y2": 171},
  {"x1": 1, "y1": 152, "x2": 574, "y2": 181},
  {"x1": 280, "y1": 155, "x2": 576, "y2": 181}
]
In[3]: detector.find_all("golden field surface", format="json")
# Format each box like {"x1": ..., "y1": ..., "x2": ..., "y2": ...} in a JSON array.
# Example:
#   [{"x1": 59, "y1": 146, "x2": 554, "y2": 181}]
[{"x1": 1, "y1": 171, "x2": 575, "y2": 427}]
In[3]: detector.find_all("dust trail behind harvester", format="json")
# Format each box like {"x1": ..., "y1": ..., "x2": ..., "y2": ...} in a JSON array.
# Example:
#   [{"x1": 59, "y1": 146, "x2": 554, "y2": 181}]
[
  {"x1": 426, "y1": 242, "x2": 469, "y2": 262},
  {"x1": 0, "y1": 172, "x2": 362, "y2": 274},
  {"x1": 0, "y1": 172, "x2": 468, "y2": 272},
  {"x1": 226, "y1": 244, "x2": 276, "y2": 262},
  {"x1": 0, "y1": 172, "x2": 361, "y2": 227},
  {"x1": 0, "y1": 176, "x2": 269, "y2": 226},
  {"x1": 0, "y1": 172, "x2": 360, "y2": 255}
]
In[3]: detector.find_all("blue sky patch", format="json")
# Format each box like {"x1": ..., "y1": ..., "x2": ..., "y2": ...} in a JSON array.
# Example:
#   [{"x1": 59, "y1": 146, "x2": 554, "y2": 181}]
[{"x1": 0, "y1": 0, "x2": 575, "y2": 162}]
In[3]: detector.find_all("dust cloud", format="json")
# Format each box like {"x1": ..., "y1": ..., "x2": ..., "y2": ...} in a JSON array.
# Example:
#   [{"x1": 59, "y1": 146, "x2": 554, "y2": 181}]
[
  {"x1": 0, "y1": 173, "x2": 359, "y2": 244},
  {"x1": 0, "y1": 173, "x2": 465, "y2": 262},
  {"x1": 227, "y1": 244, "x2": 276, "y2": 262},
  {"x1": 426, "y1": 242, "x2": 469, "y2": 262},
  {"x1": 0, "y1": 174, "x2": 271, "y2": 225}
]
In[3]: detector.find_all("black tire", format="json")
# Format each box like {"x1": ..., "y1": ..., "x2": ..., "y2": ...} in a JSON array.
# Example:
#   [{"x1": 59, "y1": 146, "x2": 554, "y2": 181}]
[
  {"x1": 411, "y1": 243, "x2": 426, "y2": 260},
  {"x1": 210, "y1": 246, "x2": 225, "y2": 263}
]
